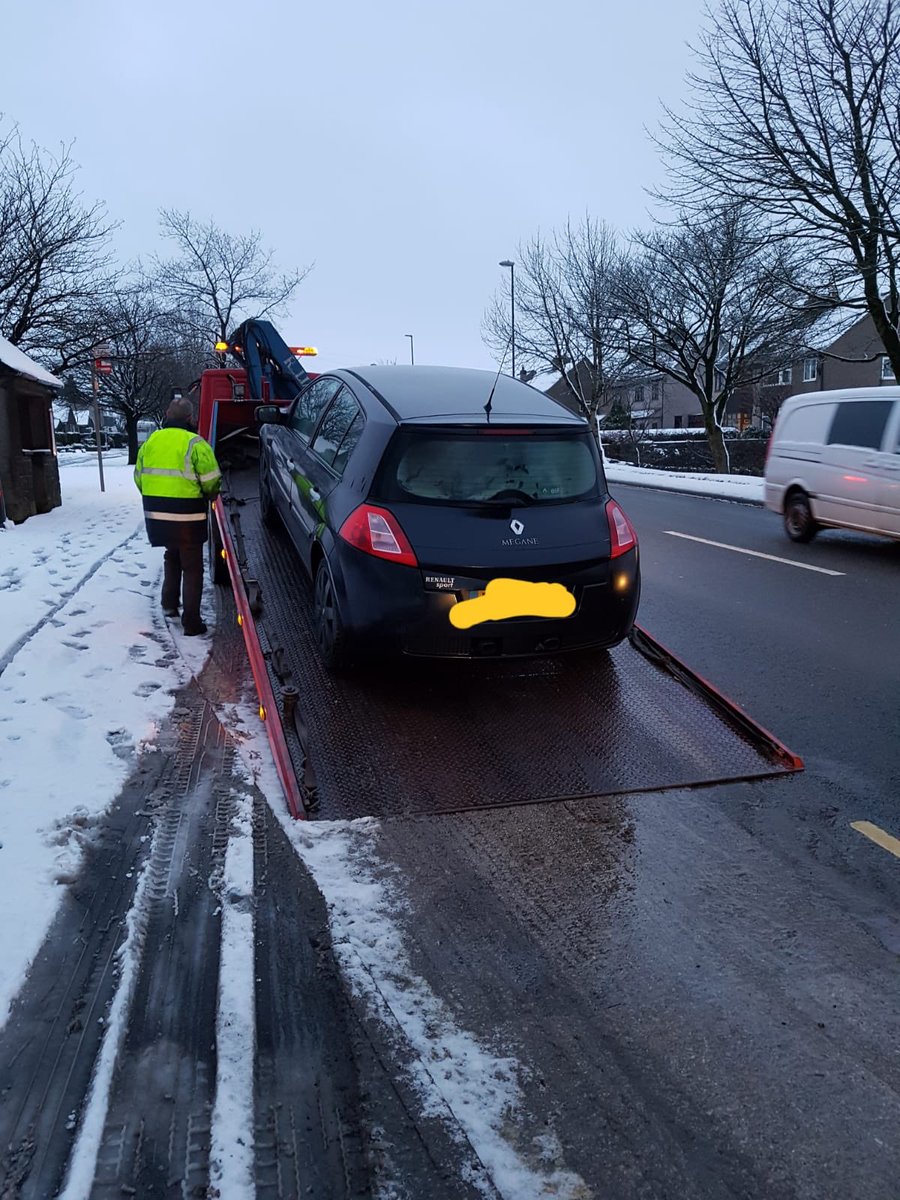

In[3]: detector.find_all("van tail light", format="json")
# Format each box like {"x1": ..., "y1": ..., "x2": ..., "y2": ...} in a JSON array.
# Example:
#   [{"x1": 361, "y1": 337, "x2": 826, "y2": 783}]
[
  {"x1": 606, "y1": 498, "x2": 638, "y2": 558},
  {"x1": 338, "y1": 504, "x2": 418, "y2": 567}
]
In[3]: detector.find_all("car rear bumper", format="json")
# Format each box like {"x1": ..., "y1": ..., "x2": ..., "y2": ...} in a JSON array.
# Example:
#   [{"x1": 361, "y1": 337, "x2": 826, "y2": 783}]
[{"x1": 332, "y1": 545, "x2": 640, "y2": 660}]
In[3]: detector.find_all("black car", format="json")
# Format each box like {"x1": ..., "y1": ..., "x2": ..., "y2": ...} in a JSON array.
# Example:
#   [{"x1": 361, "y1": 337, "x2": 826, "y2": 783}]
[{"x1": 256, "y1": 365, "x2": 640, "y2": 670}]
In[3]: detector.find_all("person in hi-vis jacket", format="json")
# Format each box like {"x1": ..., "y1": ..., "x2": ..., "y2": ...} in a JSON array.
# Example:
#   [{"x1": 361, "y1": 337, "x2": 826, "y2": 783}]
[{"x1": 134, "y1": 397, "x2": 222, "y2": 636}]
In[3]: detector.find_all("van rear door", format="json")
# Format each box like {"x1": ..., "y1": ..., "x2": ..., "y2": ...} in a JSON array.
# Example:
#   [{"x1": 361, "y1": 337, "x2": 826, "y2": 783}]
[
  {"x1": 873, "y1": 400, "x2": 900, "y2": 535},
  {"x1": 819, "y1": 399, "x2": 896, "y2": 532}
]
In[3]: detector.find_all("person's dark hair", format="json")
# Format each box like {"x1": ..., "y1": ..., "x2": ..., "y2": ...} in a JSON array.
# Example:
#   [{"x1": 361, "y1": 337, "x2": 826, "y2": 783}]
[{"x1": 165, "y1": 397, "x2": 197, "y2": 427}]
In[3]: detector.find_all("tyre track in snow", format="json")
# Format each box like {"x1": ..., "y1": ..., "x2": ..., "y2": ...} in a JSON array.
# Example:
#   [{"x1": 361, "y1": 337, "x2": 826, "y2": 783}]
[
  {"x1": 0, "y1": 527, "x2": 144, "y2": 681},
  {"x1": 84, "y1": 694, "x2": 236, "y2": 1199}
]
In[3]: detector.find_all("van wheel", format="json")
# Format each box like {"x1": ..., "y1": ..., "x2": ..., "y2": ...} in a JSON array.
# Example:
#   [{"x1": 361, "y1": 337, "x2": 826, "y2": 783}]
[
  {"x1": 313, "y1": 562, "x2": 353, "y2": 673},
  {"x1": 784, "y1": 491, "x2": 818, "y2": 543}
]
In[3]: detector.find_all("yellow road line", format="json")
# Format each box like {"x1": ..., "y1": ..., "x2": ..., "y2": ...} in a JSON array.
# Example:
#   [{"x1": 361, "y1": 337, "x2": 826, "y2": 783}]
[{"x1": 851, "y1": 821, "x2": 900, "y2": 859}]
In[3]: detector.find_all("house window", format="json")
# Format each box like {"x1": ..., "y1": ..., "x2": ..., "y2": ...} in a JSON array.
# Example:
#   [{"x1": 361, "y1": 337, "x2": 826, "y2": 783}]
[
  {"x1": 803, "y1": 357, "x2": 818, "y2": 382},
  {"x1": 881, "y1": 355, "x2": 895, "y2": 381},
  {"x1": 673, "y1": 415, "x2": 683, "y2": 429},
  {"x1": 634, "y1": 385, "x2": 644, "y2": 406},
  {"x1": 762, "y1": 368, "x2": 790, "y2": 387}
]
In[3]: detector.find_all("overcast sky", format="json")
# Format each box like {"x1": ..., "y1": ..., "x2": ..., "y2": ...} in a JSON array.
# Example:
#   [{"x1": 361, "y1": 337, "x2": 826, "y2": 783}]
[{"x1": 3, "y1": 0, "x2": 708, "y2": 374}]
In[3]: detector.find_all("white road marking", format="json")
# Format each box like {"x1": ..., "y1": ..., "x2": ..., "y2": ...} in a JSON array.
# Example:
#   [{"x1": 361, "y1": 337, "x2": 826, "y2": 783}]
[{"x1": 663, "y1": 531, "x2": 846, "y2": 576}]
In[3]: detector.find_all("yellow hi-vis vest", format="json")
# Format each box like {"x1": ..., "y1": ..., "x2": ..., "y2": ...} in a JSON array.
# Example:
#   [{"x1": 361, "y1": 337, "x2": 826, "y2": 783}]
[{"x1": 134, "y1": 425, "x2": 222, "y2": 547}]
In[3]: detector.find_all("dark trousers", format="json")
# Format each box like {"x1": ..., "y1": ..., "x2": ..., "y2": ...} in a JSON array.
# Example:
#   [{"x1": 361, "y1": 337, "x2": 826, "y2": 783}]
[{"x1": 162, "y1": 544, "x2": 204, "y2": 630}]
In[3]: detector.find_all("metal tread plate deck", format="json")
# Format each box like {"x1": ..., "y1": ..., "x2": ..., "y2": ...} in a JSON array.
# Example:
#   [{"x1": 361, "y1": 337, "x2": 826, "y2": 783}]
[{"x1": 224, "y1": 470, "x2": 795, "y2": 821}]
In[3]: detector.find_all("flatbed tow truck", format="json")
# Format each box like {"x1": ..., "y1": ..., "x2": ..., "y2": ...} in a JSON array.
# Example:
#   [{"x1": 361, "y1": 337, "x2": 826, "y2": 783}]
[{"x1": 191, "y1": 322, "x2": 803, "y2": 820}]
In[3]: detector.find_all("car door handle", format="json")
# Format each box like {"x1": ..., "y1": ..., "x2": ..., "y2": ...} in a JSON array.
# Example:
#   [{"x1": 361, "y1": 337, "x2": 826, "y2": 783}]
[{"x1": 309, "y1": 487, "x2": 321, "y2": 502}]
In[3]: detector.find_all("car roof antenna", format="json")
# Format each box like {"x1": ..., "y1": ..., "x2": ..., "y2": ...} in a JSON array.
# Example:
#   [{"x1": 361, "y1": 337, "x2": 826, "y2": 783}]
[{"x1": 484, "y1": 330, "x2": 513, "y2": 421}]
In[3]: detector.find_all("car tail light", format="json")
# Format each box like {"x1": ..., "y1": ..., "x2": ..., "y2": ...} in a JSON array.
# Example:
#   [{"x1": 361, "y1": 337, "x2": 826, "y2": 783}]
[
  {"x1": 606, "y1": 498, "x2": 637, "y2": 558},
  {"x1": 338, "y1": 504, "x2": 418, "y2": 567}
]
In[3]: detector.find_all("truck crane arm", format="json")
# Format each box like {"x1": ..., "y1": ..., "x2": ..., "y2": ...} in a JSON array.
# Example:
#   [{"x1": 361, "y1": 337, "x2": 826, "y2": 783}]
[{"x1": 222, "y1": 318, "x2": 312, "y2": 402}]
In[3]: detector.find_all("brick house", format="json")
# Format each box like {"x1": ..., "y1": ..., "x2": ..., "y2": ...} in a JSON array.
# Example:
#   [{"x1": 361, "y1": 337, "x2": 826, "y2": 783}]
[
  {"x1": 0, "y1": 336, "x2": 63, "y2": 523},
  {"x1": 536, "y1": 363, "x2": 707, "y2": 430},
  {"x1": 536, "y1": 311, "x2": 897, "y2": 433},
  {"x1": 731, "y1": 311, "x2": 896, "y2": 429}
]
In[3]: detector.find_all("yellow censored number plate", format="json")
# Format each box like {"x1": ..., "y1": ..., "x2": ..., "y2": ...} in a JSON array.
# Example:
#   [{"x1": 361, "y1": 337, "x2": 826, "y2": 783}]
[{"x1": 450, "y1": 578, "x2": 575, "y2": 630}]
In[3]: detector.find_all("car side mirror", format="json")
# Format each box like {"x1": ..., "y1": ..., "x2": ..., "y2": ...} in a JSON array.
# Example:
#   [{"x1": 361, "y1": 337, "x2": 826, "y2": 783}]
[{"x1": 255, "y1": 405, "x2": 282, "y2": 424}]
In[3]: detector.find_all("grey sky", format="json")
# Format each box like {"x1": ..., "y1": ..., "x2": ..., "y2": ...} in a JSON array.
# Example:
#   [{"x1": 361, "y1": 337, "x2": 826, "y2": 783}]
[{"x1": 3, "y1": 0, "x2": 708, "y2": 373}]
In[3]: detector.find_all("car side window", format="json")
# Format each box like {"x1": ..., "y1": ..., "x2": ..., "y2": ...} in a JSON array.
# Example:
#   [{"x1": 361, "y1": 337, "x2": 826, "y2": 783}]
[
  {"x1": 289, "y1": 377, "x2": 342, "y2": 442},
  {"x1": 826, "y1": 400, "x2": 894, "y2": 450},
  {"x1": 311, "y1": 388, "x2": 365, "y2": 476}
]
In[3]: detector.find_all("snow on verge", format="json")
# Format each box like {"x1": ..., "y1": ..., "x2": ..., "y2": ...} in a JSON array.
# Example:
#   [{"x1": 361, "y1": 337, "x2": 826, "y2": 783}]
[
  {"x1": 605, "y1": 460, "x2": 766, "y2": 503},
  {"x1": 284, "y1": 818, "x2": 589, "y2": 1200},
  {"x1": 208, "y1": 779, "x2": 256, "y2": 1199}
]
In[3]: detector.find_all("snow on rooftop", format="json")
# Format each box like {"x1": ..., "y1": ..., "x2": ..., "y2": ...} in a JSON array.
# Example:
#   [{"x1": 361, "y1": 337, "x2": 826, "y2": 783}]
[
  {"x1": 802, "y1": 307, "x2": 865, "y2": 352},
  {"x1": 0, "y1": 334, "x2": 63, "y2": 389}
]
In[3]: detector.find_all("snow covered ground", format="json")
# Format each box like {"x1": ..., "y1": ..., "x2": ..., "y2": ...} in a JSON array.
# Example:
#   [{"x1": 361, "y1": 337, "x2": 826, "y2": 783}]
[
  {"x1": 605, "y1": 459, "x2": 765, "y2": 503},
  {"x1": 0, "y1": 452, "x2": 214, "y2": 1027}
]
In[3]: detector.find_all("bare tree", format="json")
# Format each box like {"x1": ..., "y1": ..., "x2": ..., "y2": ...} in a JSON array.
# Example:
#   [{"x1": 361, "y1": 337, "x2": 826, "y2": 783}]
[
  {"x1": 616, "y1": 204, "x2": 816, "y2": 472},
  {"x1": 601, "y1": 385, "x2": 659, "y2": 467},
  {"x1": 655, "y1": 0, "x2": 900, "y2": 376},
  {"x1": 482, "y1": 216, "x2": 628, "y2": 426},
  {"x1": 152, "y1": 209, "x2": 313, "y2": 348},
  {"x1": 0, "y1": 122, "x2": 119, "y2": 366},
  {"x1": 94, "y1": 288, "x2": 217, "y2": 463}
]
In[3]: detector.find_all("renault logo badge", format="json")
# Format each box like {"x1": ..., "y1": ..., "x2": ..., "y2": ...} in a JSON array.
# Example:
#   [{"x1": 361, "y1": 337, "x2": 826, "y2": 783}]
[{"x1": 510, "y1": 518, "x2": 525, "y2": 535}]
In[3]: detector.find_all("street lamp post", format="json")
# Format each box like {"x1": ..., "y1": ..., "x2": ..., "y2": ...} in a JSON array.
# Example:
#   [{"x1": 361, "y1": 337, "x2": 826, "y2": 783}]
[
  {"x1": 405, "y1": 333, "x2": 415, "y2": 365},
  {"x1": 499, "y1": 260, "x2": 515, "y2": 378}
]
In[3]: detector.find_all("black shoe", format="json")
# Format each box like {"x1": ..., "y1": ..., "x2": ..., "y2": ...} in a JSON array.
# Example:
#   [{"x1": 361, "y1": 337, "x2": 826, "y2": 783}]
[{"x1": 182, "y1": 622, "x2": 208, "y2": 637}]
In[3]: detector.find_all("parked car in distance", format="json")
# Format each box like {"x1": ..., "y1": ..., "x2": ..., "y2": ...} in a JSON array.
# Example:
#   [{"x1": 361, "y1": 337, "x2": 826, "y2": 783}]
[
  {"x1": 256, "y1": 365, "x2": 640, "y2": 671},
  {"x1": 764, "y1": 386, "x2": 900, "y2": 543}
]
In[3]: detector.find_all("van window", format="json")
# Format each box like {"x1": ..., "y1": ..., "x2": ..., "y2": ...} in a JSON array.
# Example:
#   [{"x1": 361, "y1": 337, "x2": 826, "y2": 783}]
[
  {"x1": 826, "y1": 400, "x2": 894, "y2": 450},
  {"x1": 778, "y1": 403, "x2": 835, "y2": 442}
]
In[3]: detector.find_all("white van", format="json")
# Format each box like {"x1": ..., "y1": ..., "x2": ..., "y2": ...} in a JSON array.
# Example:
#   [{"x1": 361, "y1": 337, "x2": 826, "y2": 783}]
[{"x1": 764, "y1": 387, "x2": 900, "y2": 542}]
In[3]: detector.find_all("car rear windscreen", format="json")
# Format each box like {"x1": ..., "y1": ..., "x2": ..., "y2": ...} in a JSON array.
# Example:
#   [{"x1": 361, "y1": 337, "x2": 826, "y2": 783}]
[{"x1": 373, "y1": 428, "x2": 602, "y2": 506}]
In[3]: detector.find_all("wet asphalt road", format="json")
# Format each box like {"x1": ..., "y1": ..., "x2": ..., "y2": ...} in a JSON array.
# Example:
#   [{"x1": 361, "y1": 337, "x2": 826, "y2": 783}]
[
  {"x1": 371, "y1": 482, "x2": 900, "y2": 1199},
  {"x1": 611, "y1": 483, "x2": 900, "y2": 880}
]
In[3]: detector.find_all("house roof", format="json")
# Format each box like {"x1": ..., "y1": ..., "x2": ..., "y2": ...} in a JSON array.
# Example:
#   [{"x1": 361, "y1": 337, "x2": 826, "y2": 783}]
[
  {"x1": 802, "y1": 308, "x2": 865, "y2": 352},
  {"x1": 0, "y1": 335, "x2": 63, "y2": 389}
]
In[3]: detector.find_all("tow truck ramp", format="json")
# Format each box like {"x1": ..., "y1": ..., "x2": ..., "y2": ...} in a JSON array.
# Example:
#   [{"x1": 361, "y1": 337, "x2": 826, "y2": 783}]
[{"x1": 214, "y1": 462, "x2": 802, "y2": 822}]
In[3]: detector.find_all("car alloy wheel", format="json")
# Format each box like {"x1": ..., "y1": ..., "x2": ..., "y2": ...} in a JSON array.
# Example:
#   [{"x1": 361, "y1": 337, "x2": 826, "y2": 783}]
[{"x1": 313, "y1": 562, "x2": 350, "y2": 671}]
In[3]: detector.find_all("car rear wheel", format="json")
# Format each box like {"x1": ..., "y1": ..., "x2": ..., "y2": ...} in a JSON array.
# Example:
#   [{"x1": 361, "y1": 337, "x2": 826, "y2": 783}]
[
  {"x1": 784, "y1": 490, "x2": 818, "y2": 543},
  {"x1": 313, "y1": 561, "x2": 352, "y2": 673},
  {"x1": 259, "y1": 458, "x2": 279, "y2": 528}
]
